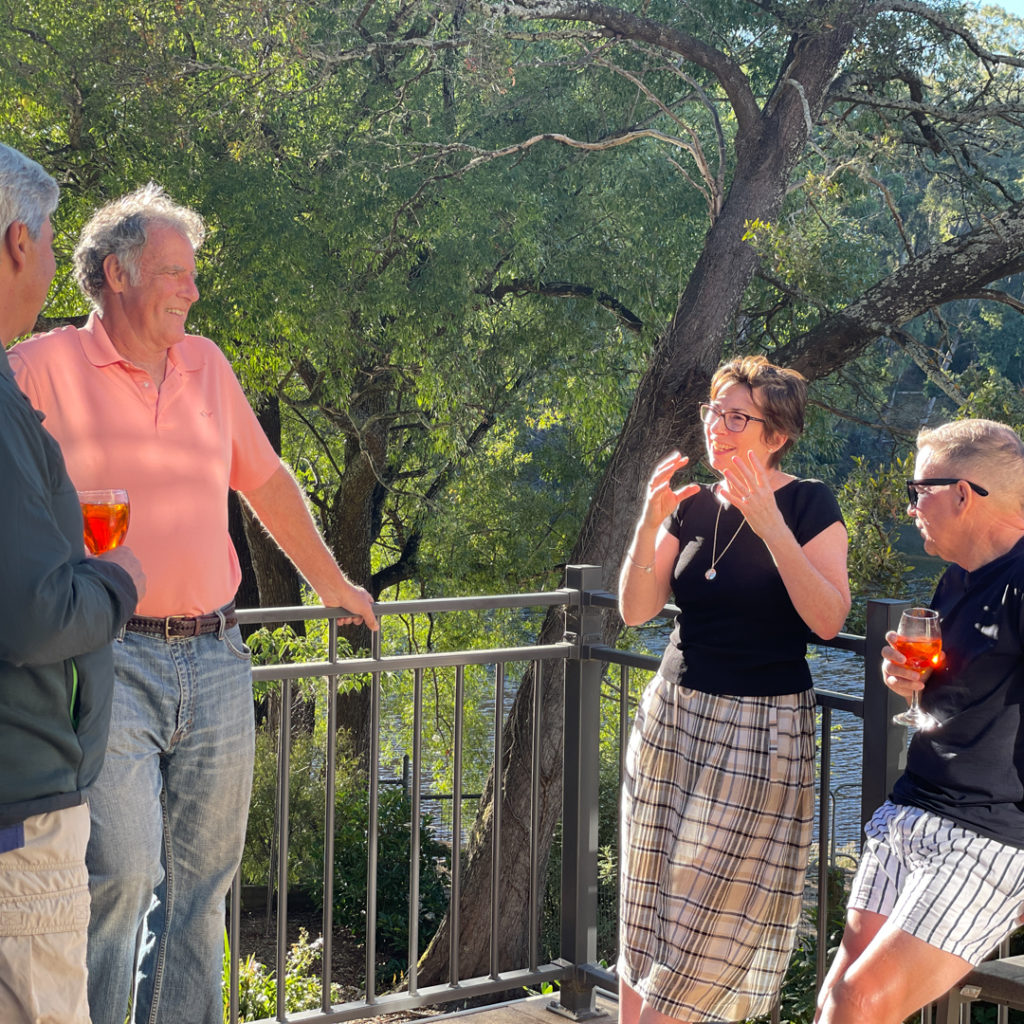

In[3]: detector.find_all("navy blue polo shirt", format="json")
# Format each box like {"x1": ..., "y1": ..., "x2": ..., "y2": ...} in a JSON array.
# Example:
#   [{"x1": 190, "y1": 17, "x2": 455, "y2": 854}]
[{"x1": 892, "y1": 537, "x2": 1024, "y2": 847}]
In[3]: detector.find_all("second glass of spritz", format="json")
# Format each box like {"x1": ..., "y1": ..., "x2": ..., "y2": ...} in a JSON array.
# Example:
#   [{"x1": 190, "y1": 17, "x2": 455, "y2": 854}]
[{"x1": 891, "y1": 607, "x2": 941, "y2": 730}]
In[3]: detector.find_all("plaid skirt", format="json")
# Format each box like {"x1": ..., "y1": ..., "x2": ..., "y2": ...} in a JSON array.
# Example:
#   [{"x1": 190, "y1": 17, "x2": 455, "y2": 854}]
[{"x1": 619, "y1": 674, "x2": 815, "y2": 1023}]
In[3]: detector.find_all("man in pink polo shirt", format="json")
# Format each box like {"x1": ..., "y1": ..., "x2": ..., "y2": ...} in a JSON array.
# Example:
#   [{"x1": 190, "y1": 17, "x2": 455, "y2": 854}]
[{"x1": 11, "y1": 183, "x2": 378, "y2": 1024}]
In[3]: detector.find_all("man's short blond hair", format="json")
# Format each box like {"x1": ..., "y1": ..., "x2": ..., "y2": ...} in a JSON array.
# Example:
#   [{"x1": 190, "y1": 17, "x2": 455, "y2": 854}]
[{"x1": 917, "y1": 419, "x2": 1024, "y2": 510}]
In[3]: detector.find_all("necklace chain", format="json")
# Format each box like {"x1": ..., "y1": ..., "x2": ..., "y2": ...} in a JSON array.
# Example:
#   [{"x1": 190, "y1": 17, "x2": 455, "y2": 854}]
[{"x1": 705, "y1": 499, "x2": 746, "y2": 581}]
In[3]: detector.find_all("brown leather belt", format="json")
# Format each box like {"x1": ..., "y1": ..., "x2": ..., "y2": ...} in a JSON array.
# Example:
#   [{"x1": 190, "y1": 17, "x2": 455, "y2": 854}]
[{"x1": 125, "y1": 602, "x2": 238, "y2": 641}]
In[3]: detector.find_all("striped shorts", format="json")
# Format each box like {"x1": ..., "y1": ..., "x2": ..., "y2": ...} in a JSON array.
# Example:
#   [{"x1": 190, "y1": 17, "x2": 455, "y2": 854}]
[
  {"x1": 849, "y1": 801, "x2": 1024, "y2": 964},
  {"x1": 618, "y1": 674, "x2": 815, "y2": 1023}
]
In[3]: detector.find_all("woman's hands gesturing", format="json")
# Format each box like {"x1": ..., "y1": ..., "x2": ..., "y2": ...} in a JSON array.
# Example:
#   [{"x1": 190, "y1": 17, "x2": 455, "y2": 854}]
[
  {"x1": 720, "y1": 450, "x2": 786, "y2": 542},
  {"x1": 641, "y1": 451, "x2": 700, "y2": 529}
]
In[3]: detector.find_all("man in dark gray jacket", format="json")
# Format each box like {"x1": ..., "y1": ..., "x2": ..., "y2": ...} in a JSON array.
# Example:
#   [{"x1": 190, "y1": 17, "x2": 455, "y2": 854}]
[{"x1": 0, "y1": 142, "x2": 144, "y2": 1024}]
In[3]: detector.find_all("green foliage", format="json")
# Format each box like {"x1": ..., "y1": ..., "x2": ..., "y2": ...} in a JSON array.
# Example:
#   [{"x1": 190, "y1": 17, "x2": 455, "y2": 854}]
[
  {"x1": 10, "y1": 0, "x2": 1024, "y2": 636},
  {"x1": 226, "y1": 928, "x2": 343, "y2": 1023},
  {"x1": 742, "y1": 170, "x2": 887, "y2": 304},
  {"x1": 294, "y1": 780, "x2": 450, "y2": 986},
  {"x1": 770, "y1": 867, "x2": 849, "y2": 1024},
  {"x1": 245, "y1": 622, "x2": 357, "y2": 705},
  {"x1": 242, "y1": 731, "x2": 327, "y2": 890},
  {"x1": 838, "y1": 455, "x2": 915, "y2": 630},
  {"x1": 958, "y1": 363, "x2": 1024, "y2": 430},
  {"x1": 242, "y1": 726, "x2": 449, "y2": 987}
]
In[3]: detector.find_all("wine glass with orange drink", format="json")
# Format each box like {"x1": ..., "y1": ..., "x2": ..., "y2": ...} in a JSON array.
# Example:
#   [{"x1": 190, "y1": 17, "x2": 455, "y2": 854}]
[
  {"x1": 78, "y1": 489, "x2": 130, "y2": 555},
  {"x1": 891, "y1": 607, "x2": 941, "y2": 730}
]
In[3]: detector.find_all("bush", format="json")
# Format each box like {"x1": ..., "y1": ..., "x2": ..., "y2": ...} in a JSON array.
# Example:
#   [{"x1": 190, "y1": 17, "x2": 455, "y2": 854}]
[
  {"x1": 226, "y1": 928, "x2": 342, "y2": 1022},
  {"x1": 242, "y1": 731, "x2": 326, "y2": 889},
  {"x1": 294, "y1": 779, "x2": 450, "y2": 986},
  {"x1": 242, "y1": 726, "x2": 450, "y2": 988}
]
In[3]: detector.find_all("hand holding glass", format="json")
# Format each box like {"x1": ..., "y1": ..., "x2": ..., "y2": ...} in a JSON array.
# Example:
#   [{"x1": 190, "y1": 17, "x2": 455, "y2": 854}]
[
  {"x1": 78, "y1": 489, "x2": 130, "y2": 555},
  {"x1": 891, "y1": 607, "x2": 941, "y2": 730}
]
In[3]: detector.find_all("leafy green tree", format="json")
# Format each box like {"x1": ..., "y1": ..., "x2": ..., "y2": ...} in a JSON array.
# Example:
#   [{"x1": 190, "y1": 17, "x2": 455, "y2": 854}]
[
  {"x1": 408, "y1": 0, "x2": 1024, "y2": 983},
  {"x1": 9, "y1": 0, "x2": 1024, "y2": 993}
]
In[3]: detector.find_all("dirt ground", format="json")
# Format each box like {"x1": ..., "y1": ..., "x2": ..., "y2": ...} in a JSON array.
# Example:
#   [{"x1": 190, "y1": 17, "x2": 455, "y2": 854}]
[
  {"x1": 236, "y1": 899, "x2": 364, "y2": 998},
  {"x1": 235, "y1": 900, "x2": 456, "y2": 1021}
]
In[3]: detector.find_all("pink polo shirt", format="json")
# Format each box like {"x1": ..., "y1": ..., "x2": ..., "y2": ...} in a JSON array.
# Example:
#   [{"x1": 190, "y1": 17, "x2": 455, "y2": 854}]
[{"x1": 11, "y1": 313, "x2": 281, "y2": 617}]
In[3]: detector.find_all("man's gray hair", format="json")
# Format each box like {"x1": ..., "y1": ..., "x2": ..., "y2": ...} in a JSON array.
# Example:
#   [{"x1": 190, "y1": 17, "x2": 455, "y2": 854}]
[
  {"x1": 918, "y1": 419, "x2": 1024, "y2": 508},
  {"x1": 0, "y1": 143, "x2": 59, "y2": 239},
  {"x1": 73, "y1": 183, "x2": 205, "y2": 309}
]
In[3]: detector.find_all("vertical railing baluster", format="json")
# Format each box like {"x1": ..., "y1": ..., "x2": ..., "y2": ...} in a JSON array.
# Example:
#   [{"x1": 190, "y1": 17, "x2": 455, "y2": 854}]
[
  {"x1": 228, "y1": 872, "x2": 240, "y2": 1024},
  {"x1": 321, "y1": 616, "x2": 339, "y2": 1012},
  {"x1": 366, "y1": 627, "x2": 382, "y2": 1005},
  {"x1": 619, "y1": 661, "x2": 630, "y2": 960},
  {"x1": 558, "y1": 564, "x2": 602, "y2": 1019},
  {"x1": 276, "y1": 676, "x2": 292, "y2": 1023},
  {"x1": 529, "y1": 659, "x2": 542, "y2": 972},
  {"x1": 490, "y1": 662, "x2": 505, "y2": 979},
  {"x1": 449, "y1": 664, "x2": 465, "y2": 986},
  {"x1": 408, "y1": 667, "x2": 423, "y2": 994},
  {"x1": 817, "y1": 704, "x2": 833, "y2": 990}
]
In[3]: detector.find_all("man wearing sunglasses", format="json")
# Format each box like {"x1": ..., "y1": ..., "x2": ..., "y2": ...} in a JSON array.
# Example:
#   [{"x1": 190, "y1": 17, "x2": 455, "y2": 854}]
[{"x1": 817, "y1": 419, "x2": 1024, "y2": 1024}]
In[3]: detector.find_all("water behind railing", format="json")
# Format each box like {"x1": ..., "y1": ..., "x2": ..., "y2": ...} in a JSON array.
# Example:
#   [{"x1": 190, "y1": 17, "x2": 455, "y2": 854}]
[
  {"x1": 809, "y1": 644, "x2": 886, "y2": 855},
  {"x1": 380, "y1": 642, "x2": 883, "y2": 859}
]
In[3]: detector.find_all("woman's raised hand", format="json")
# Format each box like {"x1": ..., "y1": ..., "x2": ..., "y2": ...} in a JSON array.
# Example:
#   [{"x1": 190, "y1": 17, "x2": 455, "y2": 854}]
[
  {"x1": 721, "y1": 450, "x2": 785, "y2": 540},
  {"x1": 641, "y1": 451, "x2": 700, "y2": 529}
]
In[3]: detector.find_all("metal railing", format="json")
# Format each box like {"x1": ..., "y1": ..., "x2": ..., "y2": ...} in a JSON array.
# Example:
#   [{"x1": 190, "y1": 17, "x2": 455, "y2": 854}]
[{"x1": 224, "y1": 566, "x2": 910, "y2": 1023}]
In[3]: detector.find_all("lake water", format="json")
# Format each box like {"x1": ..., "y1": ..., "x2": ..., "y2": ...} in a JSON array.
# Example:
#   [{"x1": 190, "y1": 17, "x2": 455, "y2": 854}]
[
  {"x1": 807, "y1": 644, "x2": 886, "y2": 856},
  {"x1": 381, "y1": 641, "x2": 887, "y2": 859}
]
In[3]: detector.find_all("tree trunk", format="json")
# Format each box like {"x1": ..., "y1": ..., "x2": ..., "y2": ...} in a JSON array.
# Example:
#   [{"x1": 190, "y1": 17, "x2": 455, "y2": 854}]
[
  {"x1": 416, "y1": 8, "x2": 858, "y2": 978},
  {"x1": 231, "y1": 395, "x2": 312, "y2": 733}
]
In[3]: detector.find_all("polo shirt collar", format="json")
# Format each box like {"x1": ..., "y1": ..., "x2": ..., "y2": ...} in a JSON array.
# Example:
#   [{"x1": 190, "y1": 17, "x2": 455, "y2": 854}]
[
  {"x1": 83, "y1": 312, "x2": 205, "y2": 374},
  {"x1": 0, "y1": 345, "x2": 13, "y2": 382}
]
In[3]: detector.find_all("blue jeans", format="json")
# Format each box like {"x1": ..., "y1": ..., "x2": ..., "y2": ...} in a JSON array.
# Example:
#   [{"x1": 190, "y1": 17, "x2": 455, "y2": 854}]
[{"x1": 85, "y1": 625, "x2": 254, "y2": 1024}]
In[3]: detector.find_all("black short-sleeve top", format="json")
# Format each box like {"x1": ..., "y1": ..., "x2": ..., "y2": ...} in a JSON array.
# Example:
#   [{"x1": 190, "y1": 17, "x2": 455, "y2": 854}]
[{"x1": 658, "y1": 479, "x2": 844, "y2": 697}]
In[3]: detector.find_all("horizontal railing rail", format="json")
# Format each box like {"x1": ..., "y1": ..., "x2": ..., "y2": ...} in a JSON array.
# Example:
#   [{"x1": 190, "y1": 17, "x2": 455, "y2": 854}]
[{"x1": 225, "y1": 570, "x2": 907, "y2": 1024}]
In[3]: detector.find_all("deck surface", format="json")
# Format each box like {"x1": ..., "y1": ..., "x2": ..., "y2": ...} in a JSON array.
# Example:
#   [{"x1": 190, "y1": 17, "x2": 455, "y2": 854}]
[{"x1": 410, "y1": 992, "x2": 619, "y2": 1024}]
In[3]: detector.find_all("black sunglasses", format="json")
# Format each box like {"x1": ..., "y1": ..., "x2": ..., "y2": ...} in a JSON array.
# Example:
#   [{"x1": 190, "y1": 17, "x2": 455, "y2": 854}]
[{"x1": 905, "y1": 478, "x2": 989, "y2": 507}]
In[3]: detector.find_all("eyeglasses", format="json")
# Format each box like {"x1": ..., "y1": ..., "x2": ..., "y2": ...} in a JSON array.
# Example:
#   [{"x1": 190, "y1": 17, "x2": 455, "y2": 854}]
[
  {"x1": 905, "y1": 478, "x2": 989, "y2": 507},
  {"x1": 699, "y1": 403, "x2": 767, "y2": 433}
]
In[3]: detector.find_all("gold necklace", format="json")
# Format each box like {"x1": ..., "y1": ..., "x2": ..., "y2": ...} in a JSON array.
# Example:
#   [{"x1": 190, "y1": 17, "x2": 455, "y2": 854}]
[{"x1": 704, "y1": 499, "x2": 746, "y2": 581}]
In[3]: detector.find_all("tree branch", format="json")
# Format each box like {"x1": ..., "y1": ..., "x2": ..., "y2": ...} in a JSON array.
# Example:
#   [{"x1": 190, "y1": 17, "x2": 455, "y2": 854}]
[
  {"x1": 477, "y1": 0, "x2": 762, "y2": 132},
  {"x1": 774, "y1": 205, "x2": 1024, "y2": 381},
  {"x1": 869, "y1": 0, "x2": 1024, "y2": 70},
  {"x1": 486, "y1": 278, "x2": 643, "y2": 331}
]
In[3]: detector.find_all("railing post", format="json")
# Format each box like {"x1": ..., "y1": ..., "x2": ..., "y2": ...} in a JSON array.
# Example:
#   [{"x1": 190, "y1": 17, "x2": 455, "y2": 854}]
[
  {"x1": 860, "y1": 598, "x2": 909, "y2": 832},
  {"x1": 555, "y1": 564, "x2": 605, "y2": 1020}
]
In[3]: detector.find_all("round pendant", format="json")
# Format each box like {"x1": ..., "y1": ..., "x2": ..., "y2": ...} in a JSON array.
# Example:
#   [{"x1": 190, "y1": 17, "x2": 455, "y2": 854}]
[{"x1": 704, "y1": 568, "x2": 716, "y2": 581}]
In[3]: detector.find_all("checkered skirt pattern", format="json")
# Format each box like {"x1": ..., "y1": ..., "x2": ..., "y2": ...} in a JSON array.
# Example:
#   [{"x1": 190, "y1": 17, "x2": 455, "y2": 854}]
[{"x1": 619, "y1": 674, "x2": 815, "y2": 1023}]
